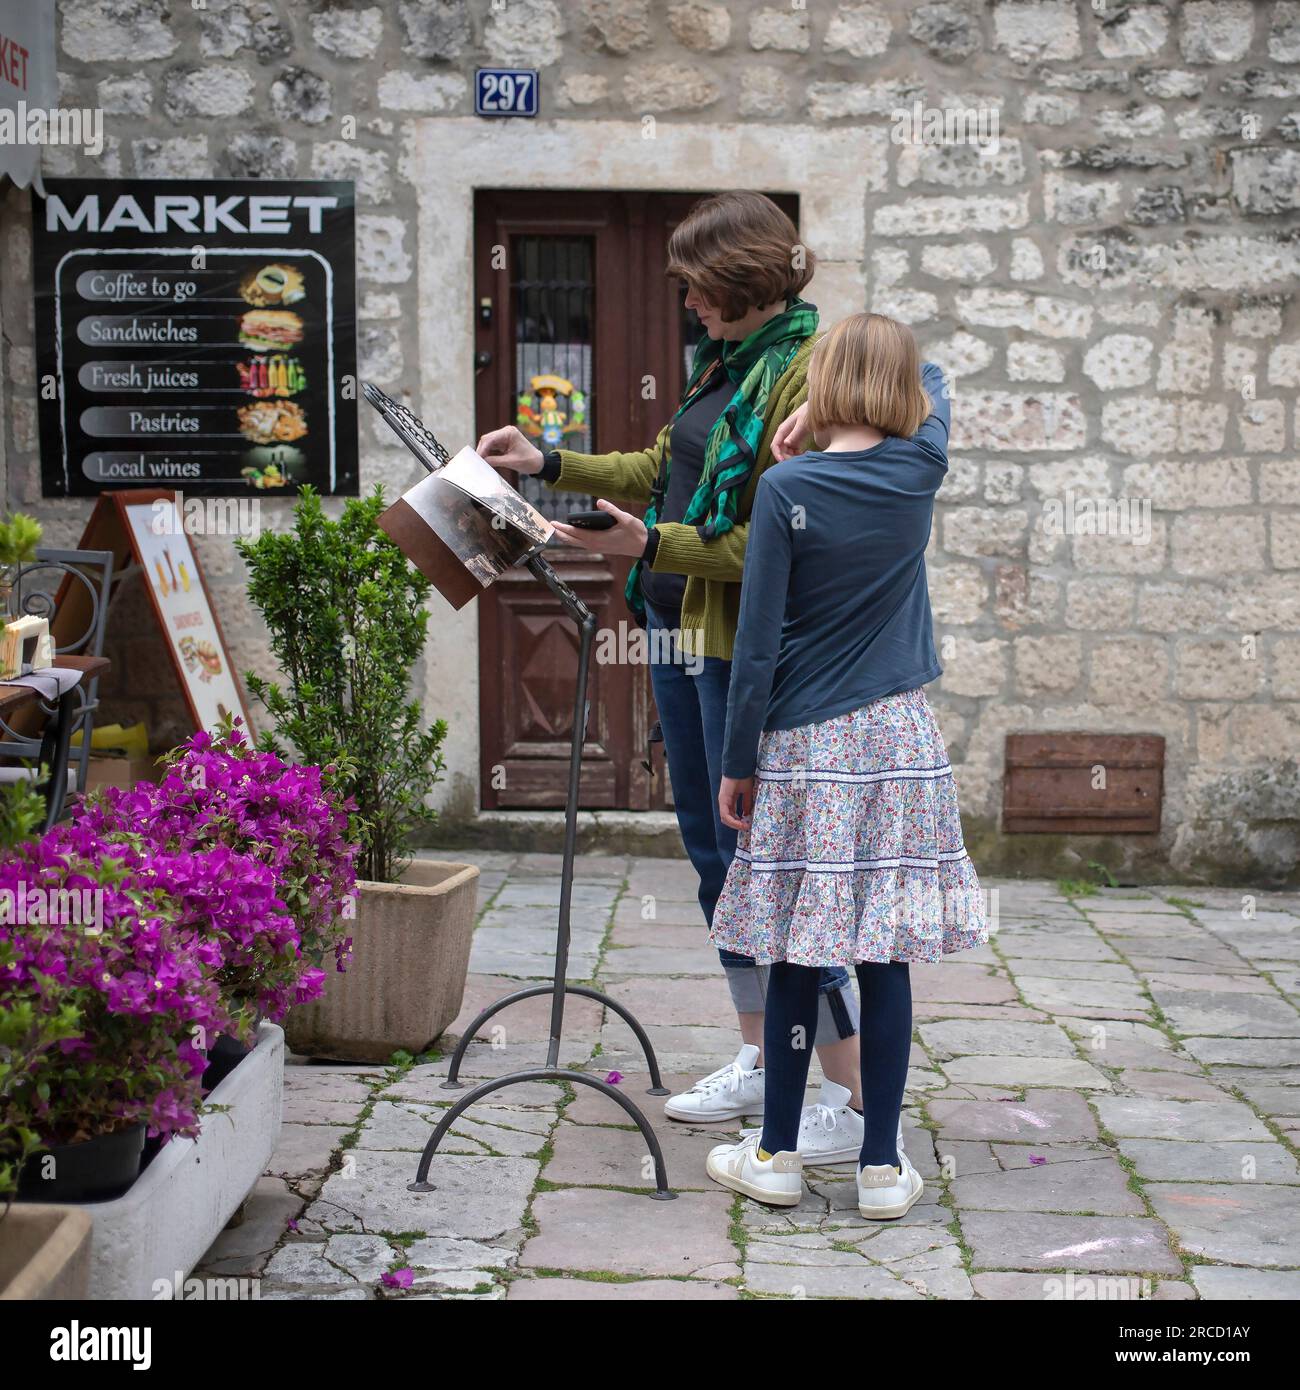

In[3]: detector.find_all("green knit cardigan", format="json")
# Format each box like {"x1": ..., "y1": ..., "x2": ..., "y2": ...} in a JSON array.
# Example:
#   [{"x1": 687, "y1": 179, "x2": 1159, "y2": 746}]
[{"x1": 546, "y1": 333, "x2": 818, "y2": 662}]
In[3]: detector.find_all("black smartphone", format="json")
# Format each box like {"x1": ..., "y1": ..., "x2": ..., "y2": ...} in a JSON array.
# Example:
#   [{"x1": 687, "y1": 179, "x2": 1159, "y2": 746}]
[{"x1": 566, "y1": 509, "x2": 618, "y2": 531}]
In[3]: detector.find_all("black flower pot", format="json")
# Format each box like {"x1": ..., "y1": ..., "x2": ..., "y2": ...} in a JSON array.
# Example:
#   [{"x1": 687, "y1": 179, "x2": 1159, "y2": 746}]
[
  {"x1": 201, "y1": 1033, "x2": 251, "y2": 1092},
  {"x1": 18, "y1": 1122, "x2": 146, "y2": 1203}
]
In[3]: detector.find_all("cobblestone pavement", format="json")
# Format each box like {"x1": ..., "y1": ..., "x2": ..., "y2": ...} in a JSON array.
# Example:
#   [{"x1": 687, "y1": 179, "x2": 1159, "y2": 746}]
[{"x1": 197, "y1": 852, "x2": 1300, "y2": 1301}]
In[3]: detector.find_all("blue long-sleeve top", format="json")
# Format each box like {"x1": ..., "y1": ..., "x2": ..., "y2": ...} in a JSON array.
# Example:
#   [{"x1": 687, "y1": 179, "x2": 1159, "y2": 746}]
[{"x1": 722, "y1": 361, "x2": 951, "y2": 780}]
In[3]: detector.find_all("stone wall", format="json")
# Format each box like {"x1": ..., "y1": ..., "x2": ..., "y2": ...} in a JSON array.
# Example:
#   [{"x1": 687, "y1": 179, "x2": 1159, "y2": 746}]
[{"x1": 2, "y1": 1, "x2": 1298, "y2": 883}]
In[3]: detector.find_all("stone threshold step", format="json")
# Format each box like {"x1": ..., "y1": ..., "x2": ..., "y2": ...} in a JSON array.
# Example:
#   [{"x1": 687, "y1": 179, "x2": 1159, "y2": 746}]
[{"x1": 414, "y1": 809, "x2": 686, "y2": 857}]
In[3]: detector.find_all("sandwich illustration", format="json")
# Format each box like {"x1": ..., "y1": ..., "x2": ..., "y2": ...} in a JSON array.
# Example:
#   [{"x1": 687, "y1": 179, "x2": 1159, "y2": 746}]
[
  {"x1": 238, "y1": 309, "x2": 303, "y2": 352},
  {"x1": 240, "y1": 263, "x2": 306, "y2": 307}
]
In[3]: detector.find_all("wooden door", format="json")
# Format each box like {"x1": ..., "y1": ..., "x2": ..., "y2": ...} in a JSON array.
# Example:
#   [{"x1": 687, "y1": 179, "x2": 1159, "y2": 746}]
[{"x1": 475, "y1": 190, "x2": 798, "y2": 810}]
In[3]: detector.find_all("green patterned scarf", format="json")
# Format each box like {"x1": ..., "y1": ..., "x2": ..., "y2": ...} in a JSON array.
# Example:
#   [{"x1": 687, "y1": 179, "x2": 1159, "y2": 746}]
[{"x1": 626, "y1": 297, "x2": 819, "y2": 620}]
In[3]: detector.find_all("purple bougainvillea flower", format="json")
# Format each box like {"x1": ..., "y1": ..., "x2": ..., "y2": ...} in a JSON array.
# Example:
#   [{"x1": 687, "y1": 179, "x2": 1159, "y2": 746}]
[
  {"x1": 4, "y1": 721, "x2": 359, "y2": 1154},
  {"x1": 380, "y1": 1268, "x2": 415, "y2": 1289},
  {"x1": 69, "y1": 723, "x2": 358, "y2": 1031},
  {"x1": 286, "y1": 1220, "x2": 300, "y2": 1233},
  {"x1": 1028, "y1": 1154, "x2": 1047, "y2": 1166},
  {"x1": 605, "y1": 1070, "x2": 623, "y2": 1086}
]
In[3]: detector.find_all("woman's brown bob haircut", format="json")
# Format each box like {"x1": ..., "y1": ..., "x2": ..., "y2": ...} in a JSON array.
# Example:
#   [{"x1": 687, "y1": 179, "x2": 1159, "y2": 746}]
[
  {"x1": 666, "y1": 191, "x2": 815, "y2": 322},
  {"x1": 806, "y1": 313, "x2": 930, "y2": 440}
]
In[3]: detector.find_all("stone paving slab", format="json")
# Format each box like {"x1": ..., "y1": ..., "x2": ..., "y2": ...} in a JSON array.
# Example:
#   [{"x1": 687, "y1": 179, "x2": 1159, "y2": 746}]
[
  {"x1": 1118, "y1": 1138, "x2": 1300, "y2": 1182},
  {"x1": 607, "y1": 923, "x2": 712, "y2": 949},
  {"x1": 543, "y1": 1117, "x2": 721, "y2": 1189},
  {"x1": 598, "y1": 945, "x2": 724, "y2": 976},
  {"x1": 972, "y1": 1272, "x2": 1192, "y2": 1300},
  {"x1": 939, "y1": 1055, "x2": 1112, "y2": 1089},
  {"x1": 1144, "y1": 1183, "x2": 1300, "y2": 1267},
  {"x1": 1184, "y1": 1037, "x2": 1300, "y2": 1066},
  {"x1": 919, "y1": 1019, "x2": 1078, "y2": 1059},
  {"x1": 199, "y1": 1177, "x2": 302, "y2": 1277},
  {"x1": 355, "y1": 1099, "x2": 557, "y2": 1156},
  {"x1": 384, "y1": 1061, "x2": 570, "y2": 1106},
  {"x1": 612, "y1": 898, "x2": 708, "y2": 929},
  {"x1": 951, "y1": 1154, "x2": 1143, "y2": 1215},
  {"x1": 468, "y1": 947, "x2": 601, "y2": 979},
  {"x1": 306, "y1": 1152, "x2": 538, "y2": 1241},
  {"x1": 1001, "y1": 958, "x2": 1139, "y2": 983},
  {"x1": 1113, "y1": 1070, "x2": 1233, "y2": 1102},
  {"x1": 987, "y1": 936, "x2": 1120, "y2": 962},
  {"x1": 931, "y1": 1090, "x2": 1100, "y2": 1143},
  {"x1": 521, "y1": 1188, "x2": 739, "y2": 1279},
  {"x1": 445, "y1": 974, "x2": 605, "y2": 1042},
  {"x1": 268, "y1": 1123, "x2": 354, "y2": 1178},
  {"x1": 603, "y1": 974, "x2": 733, "y2": 1027},
  {"x1": 507, "y1": 1276, "x2": 738, "y2": 1299},
  {"x1": 1094, "y1": 1096, "x2": 1273, "y2": 1141},
  {"x1": 1154, "y1": 990, "x2": 1300, "y2": 1038},
  {"x1": 914, "y1": 1004, "x2": 1052, "y2": 1024},
  {"x1": 1191, "y1": 1267, "x2": 1300, "y2": 1300},
  {"x1": 961, "y1": 1211, "x2": 1182, "y2": 1274},
  {"x1": 911, "y1": 962, "x2": 1019, "y2": 1005},
  {"x1": 1015, "y1": 976, "x2": 1151, "y2": 1017}
]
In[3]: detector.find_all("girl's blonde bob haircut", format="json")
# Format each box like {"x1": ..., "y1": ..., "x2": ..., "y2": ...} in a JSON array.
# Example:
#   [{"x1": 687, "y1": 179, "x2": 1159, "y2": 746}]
[{"x1": 805, "y1": 313, "x2": 930, "y2": 440}]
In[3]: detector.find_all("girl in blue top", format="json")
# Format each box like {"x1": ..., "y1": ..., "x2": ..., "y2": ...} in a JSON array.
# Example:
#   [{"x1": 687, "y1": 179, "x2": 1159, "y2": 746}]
[{"x1": 705, "y1": 312, "x2": 988, "y2": 1219}]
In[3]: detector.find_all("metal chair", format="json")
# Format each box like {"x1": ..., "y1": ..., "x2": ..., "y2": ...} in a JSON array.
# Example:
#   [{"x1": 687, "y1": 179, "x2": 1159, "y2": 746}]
[{"x1": 0, "y1": 547, "x2": 114, "y2": 821}]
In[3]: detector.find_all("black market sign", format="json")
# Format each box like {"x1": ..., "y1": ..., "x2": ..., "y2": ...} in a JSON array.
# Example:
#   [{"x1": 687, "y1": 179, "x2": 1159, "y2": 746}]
[{"x1": 33, "y1": 178, "x2": 358, "y2": 498}]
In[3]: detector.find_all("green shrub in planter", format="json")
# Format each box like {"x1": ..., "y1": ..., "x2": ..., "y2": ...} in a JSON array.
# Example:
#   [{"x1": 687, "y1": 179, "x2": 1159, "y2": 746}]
[{"x1": 236, "y1": 486, "x2": 446, "y2": 883}]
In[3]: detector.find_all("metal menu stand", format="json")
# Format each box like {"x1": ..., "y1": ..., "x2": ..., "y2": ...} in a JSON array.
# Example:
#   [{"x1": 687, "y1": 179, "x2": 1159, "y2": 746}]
[{"x1": 362, "y1": 383, "x2": 675, "y2": 1201}]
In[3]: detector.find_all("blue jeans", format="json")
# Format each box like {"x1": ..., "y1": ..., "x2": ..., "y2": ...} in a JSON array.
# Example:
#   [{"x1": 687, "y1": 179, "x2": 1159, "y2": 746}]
[{"x1": 644, "y1": 602, "x2": 858, "y2": 1044}]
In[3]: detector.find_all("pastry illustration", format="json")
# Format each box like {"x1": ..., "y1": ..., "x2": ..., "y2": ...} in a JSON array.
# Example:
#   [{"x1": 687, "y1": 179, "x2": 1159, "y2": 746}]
[{"x1": 237, "y1": 399, "x2": 308, "y2": 445}]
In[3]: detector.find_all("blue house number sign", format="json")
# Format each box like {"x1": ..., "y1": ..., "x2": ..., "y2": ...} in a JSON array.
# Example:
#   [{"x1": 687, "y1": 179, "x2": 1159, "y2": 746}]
[{"x1": 475, "y1": 69, "x2": 539, "y2": 117}]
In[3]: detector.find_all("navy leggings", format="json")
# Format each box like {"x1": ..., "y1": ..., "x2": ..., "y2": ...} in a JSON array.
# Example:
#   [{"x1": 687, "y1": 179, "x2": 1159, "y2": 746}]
[{"x1": 760, "y1": 960, "x2": 912, "y2": 1169}]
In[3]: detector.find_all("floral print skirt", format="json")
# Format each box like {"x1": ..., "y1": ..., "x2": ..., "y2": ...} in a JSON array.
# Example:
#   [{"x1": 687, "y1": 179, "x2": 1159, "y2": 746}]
[{"x1": 711, "y1": 687, "x2": 987, "y2": 968}]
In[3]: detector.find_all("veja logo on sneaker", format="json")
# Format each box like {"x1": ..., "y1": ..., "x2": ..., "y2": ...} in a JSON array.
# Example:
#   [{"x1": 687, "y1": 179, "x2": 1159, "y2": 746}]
[
  {"x1": 49, "y1": 1323, "x2": 151, "y2": 1370},
  {"x1": 771, "y1": 1152, "x2": 801, "y2": 1174}
]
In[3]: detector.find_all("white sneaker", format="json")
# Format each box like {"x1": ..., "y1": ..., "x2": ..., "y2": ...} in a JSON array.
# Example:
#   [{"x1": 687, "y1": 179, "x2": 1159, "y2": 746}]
[
  {"x1": 741, "y1": 1083, "x2": 907, "y2": 1166},
  {"x1": 857, "y1": 1151, "x2": 924, "y2": 1221},
  {"x1": 706, "y1": 1132, "x2": 803, "y2": 1206},
  {"x1": 663, "y1": 1045, "x2": 765, "y2": 1122}
]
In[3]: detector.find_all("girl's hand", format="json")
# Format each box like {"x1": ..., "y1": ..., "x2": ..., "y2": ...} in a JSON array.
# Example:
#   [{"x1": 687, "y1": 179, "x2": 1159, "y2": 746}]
[
  {"x1": 550, "y1": 499, "x2": 648, "y2": 556},
  {"x1": 477, "y1": 425, "x2": 544, "y2": 475},
  {"x1": 771, "y1": 401, "x2": 811, "y2": 462},
  {"x1": 719, "y1": 775, "x2": 756, "y2": 831}
]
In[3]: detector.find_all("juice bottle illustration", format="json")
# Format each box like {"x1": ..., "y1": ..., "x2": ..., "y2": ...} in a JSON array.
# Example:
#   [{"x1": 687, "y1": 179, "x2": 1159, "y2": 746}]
[
  {"x1": 178, "y1": 559, "x2": 192, "y2": 593},
  {"x1": 154, "y1": 557, "x2": 170, "y2": 596}
]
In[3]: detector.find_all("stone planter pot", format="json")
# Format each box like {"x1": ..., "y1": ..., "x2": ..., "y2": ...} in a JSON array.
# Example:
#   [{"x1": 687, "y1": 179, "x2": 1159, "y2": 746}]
[
  {"x1": 285, "y1": 860, "x2": 479, "y2": 1063},
  {"x1": 21, "y1": 1022, "x2": 284, "y2": 1301},
  {"x1": 0, "y1": 1206, "x2": 92, "y2": 1300}
]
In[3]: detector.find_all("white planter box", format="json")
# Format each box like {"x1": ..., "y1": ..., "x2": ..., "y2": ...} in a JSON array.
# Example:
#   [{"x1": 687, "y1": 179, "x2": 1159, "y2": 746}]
[{"x1": 29, "y1": 1022, "x2": 284, "y2": 1301}]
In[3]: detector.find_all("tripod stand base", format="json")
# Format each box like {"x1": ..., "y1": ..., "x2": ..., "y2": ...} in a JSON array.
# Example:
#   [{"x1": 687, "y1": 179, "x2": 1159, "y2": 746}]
[
  {"x1": 411, "y1": 1067, "x2": 676, "y2": 1200},
  {"x1": 440, "y1": 982, "x2": 671, "y2": 1095}
]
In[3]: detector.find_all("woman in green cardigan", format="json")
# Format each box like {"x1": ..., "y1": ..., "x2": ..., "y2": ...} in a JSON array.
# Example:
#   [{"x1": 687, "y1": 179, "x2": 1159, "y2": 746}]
[{"x1": 477, "y1": 192, "x2": 871, "y2": 1165}]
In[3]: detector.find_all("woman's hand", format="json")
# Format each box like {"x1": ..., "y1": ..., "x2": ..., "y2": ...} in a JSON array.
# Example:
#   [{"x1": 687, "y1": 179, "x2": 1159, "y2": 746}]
[
  {"x1": 550, "y1": 498, "x2": 648, "y2": 556},
  {"x1": 771, "y1": 401, "x2": 811, "y2": 462},
  {"x1": 718, "y1": 775, "x2": 756, "y2": 831},
  {"x1": 476, "y1": 425, "x2": 545, "y2": 475}
]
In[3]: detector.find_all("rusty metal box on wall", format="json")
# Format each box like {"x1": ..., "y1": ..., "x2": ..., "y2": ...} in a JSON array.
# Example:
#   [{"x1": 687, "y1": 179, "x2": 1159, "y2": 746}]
[{"x1": 1002, "y1": 734, "x2": 1165, "y2": 835}]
